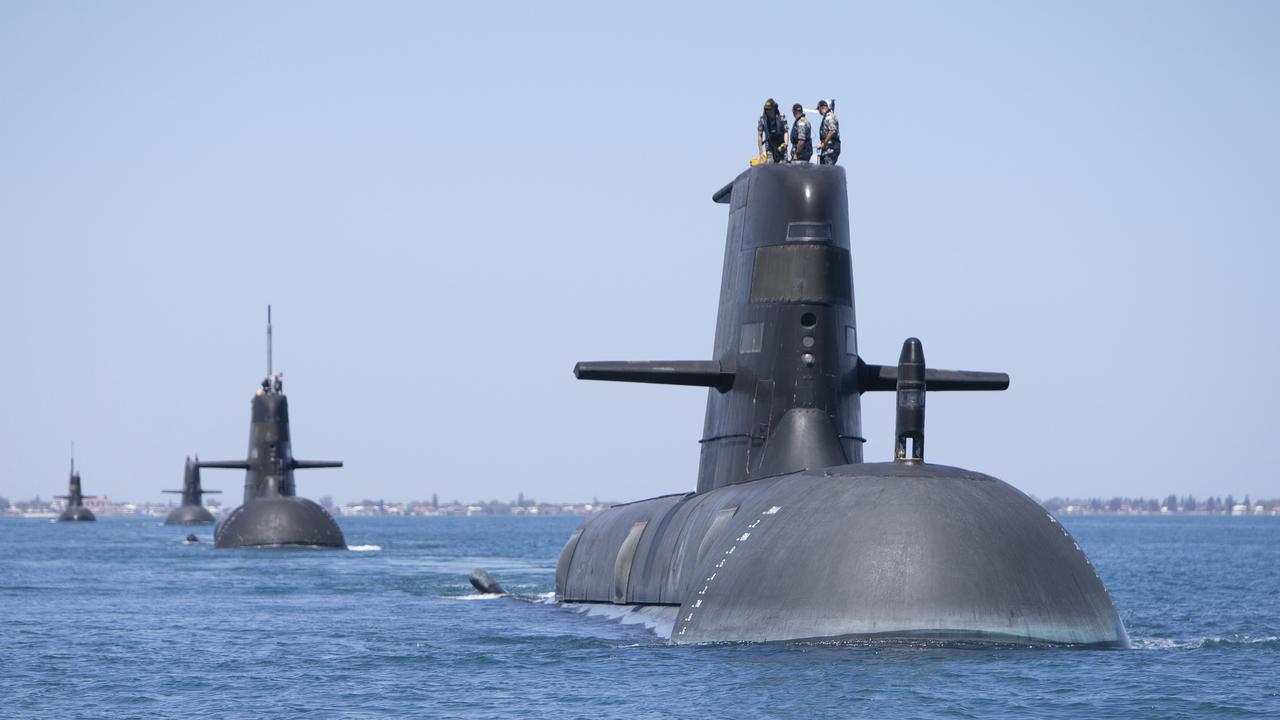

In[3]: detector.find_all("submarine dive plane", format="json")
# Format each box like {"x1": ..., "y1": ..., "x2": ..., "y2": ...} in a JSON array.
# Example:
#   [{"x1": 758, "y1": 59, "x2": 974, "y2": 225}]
[
  {"x1": 162, "y1": 456, "x2": 221, "y2": 525},
  {"x1": 201, "y1": 307, "x2": 346, "y2": 549},
  {"x1": 556, "y1": 163, "x2": 1129, "y2": 647},
  {"x1": 56, "y1": 449, "x2": 96, "y2": 522}
]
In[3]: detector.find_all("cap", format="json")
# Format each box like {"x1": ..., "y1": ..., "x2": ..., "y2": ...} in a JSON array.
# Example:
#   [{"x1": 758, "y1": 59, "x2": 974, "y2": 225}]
[
  {"x1": 816, "y1": 99, "x2": 829, "y2": 109},
  {"x1": 792, "y1": 103, "x2": 802, "y2": 112}
]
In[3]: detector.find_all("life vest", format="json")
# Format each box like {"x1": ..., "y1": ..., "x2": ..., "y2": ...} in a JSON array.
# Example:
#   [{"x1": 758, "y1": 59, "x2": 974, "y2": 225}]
[
  {"x1": 791, "y1": 115, "x2": 808, "y2": 146},
  {"x1": 761, "y1": 112, "x2": 785, "y2": 141}
]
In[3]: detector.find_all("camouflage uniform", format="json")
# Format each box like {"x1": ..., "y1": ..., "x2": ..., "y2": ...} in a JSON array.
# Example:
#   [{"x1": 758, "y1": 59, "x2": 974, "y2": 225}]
[
  {"x1": 758, "y1": 112, "x2": 788, "y2": 163},
  {"x1": 818, "y1": 110, "x2": 840, "y2": 165},
  {"x1": 791, "y1": 114, "x2": 813, "y2": 163}
]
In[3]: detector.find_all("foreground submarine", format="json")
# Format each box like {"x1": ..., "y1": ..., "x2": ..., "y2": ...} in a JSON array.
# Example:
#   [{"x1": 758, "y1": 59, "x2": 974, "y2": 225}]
[
  {"x1": 556, "y1": 163, "x2": 1129, "y2": 647},
  {"x1": 161, "y1": 456, "x2": 221, "y2": 525},
  {"x1": 201, "y1": 308, "x2": 346, "y2": 549},
  {"x1": 56, "y1": 451, "x2": 96, "y2": 522}
]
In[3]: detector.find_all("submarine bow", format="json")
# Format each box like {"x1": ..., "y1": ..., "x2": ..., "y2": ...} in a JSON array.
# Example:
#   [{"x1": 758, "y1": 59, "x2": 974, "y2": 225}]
[{"x1": 557, "y1": 164, "x2": 1128, "y2": 647}]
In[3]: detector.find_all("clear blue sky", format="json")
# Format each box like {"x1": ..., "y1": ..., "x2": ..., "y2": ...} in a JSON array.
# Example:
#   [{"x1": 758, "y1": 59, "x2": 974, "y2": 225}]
[{"x1": 1, "y1": 1, "x2": 1277, "y2": 504}]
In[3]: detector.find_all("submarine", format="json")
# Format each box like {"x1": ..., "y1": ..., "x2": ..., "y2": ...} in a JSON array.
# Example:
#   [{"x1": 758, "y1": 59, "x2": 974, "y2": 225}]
[
  {"x1": 161, "y1": 456, "x2": 221, "y2": 525},
  {"x1": 555, "y1": 163, "x2": 1129, "y2": 647},
  {"x1": 201, "y1": 307, "x2": 346, "y2": 549},
  {"x1": 56, "y1": 450, "x2": 96, "y2": 522}
]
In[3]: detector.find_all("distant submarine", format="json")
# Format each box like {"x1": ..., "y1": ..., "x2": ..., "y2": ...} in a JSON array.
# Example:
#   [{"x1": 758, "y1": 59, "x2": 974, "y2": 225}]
[
  {"x1": 201, "y1": 307, "x2": 346, "y2": 549},
  {"x1": 161, "y1": 456, "x2": 221, "y2": 525},
  {"x1": 555, "y1": 163, "x2": 1129, "y2": 647},
  {"x1": 57, "y1": 449, "x2": 96, "y2": 522}
]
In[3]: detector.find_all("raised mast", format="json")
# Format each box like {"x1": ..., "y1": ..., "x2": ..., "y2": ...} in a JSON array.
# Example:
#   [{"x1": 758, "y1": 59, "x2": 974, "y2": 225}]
[{"x1": 266, "y1": 305, "x2": 273, "y2": 379}]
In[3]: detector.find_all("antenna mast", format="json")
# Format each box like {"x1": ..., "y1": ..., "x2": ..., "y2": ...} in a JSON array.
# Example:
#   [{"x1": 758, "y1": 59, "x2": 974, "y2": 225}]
[
  {"x1": 266, "y1": 305, "x2": 273, "y2": 378},
  {"x1": 70, "y1": 440, "x2": 75, "y2": 475}
]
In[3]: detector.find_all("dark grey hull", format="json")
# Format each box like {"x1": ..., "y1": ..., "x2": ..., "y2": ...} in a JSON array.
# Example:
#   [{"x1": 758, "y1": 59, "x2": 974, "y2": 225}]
[
  {"x1": 164, "y1": 505, "x2": 216, "y2": 525},
  {"x1": 214, "y1": 497, "x2": 345, "y2": 549},
  {"x1": 57, "y1": 506, "x2": 96, "y2": 522},
  {"x1": 558, "y1": 462, "x2": 1129, "y2": 648}
]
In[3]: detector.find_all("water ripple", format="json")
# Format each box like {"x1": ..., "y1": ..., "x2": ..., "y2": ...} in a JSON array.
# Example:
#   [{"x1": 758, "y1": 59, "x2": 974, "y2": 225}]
[{"x1": 1, "y1": 515, "x2": 1277, "y2": 719}]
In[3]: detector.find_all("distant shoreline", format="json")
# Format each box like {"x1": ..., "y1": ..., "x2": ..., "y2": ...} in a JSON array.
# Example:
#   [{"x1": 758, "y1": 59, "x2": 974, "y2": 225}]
[{"x1": 2, "y1": 497, "x2": 1277, "y2": 520}]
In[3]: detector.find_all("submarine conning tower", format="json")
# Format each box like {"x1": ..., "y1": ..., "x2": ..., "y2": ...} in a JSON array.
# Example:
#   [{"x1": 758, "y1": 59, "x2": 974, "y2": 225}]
[
  {"x1": 230, "y1": 380, "x2": 308, "y2": 504},
  {"x1": 202, "y1": 307, "x2": 346, "y2": 548},
  {"x1": 700, "y1": 164, "x2": 859, "y2": 490},
  {"x1": 575, "y1": 164, "x2": 1007, "y2": 492}
]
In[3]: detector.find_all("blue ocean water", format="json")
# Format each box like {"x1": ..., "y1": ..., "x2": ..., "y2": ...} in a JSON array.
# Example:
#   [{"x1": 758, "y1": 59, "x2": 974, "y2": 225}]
[{"x1": 1, "y1": 515, "x2": 1277, "y2": 719}]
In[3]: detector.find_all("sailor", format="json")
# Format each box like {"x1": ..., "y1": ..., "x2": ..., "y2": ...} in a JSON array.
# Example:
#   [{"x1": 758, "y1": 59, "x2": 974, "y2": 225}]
[
  {"x1": 790, "y1": 103, "x2": 812, "y2": 163},
  {"x1": 817, "y1": 99, "x2": 840, "y2": 165},
  {"x1": 757, "y1": 98, "x2": 788, "y2": 163}
]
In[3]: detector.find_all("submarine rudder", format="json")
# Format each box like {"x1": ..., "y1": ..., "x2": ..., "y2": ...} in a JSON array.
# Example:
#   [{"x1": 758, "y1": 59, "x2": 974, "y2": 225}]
[
  {"x1": 469, "y1": 569, "x2": 506, "y2": 594},
  {"x1": 894, "y1": 337, "x2": 925, "y2": 463}
]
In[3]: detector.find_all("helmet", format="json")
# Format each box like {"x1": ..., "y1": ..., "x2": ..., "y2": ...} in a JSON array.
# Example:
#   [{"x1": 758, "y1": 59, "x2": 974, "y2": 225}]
[{"x1": 764, "y1": 98, "x2": 777, "y2": 111}]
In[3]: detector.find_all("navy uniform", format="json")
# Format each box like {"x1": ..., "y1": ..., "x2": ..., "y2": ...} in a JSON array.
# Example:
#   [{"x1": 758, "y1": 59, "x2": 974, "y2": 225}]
[
  {"x1": 790, "y1": 105, "x2": 812, "y2": 163},
  {"x1": 758, "y1": 99, "x2": 788, "y2": 163},
  {"x1": 818, "y1": 101, "x2": 840, "y2": 165}
]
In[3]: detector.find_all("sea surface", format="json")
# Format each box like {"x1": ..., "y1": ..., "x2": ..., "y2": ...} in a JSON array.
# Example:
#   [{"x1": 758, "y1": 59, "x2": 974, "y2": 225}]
[{"x1": 1, "y1": 514, "x2": 1277, "y2": 719}]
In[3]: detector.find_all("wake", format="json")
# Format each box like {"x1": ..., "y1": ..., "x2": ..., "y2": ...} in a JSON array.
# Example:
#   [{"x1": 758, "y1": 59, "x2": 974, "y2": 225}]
[{"x1": 1130, "y1": 635, "x2": 1280, "y2": 650}]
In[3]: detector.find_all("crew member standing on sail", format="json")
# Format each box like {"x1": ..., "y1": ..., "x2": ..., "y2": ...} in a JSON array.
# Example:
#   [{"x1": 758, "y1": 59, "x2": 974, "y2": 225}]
[
  {"x1": 790, "y1": 103, "x2": 812, "y2": 163},
  {"x1": 757, "y1": 98, "x2": 788, "y2": 163},
  {"x1": 817, "y1": 99, "x2": 840, "y2": 165}
]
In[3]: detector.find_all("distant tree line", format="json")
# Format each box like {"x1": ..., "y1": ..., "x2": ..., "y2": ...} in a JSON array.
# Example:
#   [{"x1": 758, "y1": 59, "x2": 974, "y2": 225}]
[
  {"x1": 335, "y1": 493, "x2": 612, "y2": 515},
  {"x1": 1040, "y1": 494, "x2": 1278, "y2": 513},
  {"x1": 4, "y1": 491, "x2": 1273, "y2": 516}
]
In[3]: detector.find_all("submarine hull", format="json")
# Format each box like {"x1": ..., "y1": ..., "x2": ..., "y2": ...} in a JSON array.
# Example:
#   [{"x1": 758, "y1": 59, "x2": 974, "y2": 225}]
[
  {"x1": 57, "y1": 506, "x2": 96, "y2": 522},
  {"x1": 557, "y1": 463, "x2": 1129, "y2": 648},
  {"x1": 214, "y1": 497, "x2": 345, "y2": 549},
  {"x1": 164, "y1": 505, "x2": 216, "y2": 525}
]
